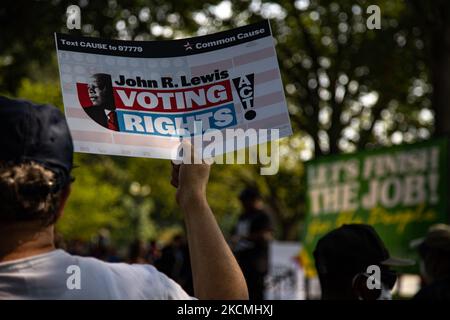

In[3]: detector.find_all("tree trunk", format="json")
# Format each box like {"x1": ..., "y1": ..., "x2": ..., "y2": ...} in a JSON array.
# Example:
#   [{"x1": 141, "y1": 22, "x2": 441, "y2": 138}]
[
  {"x1": 430, "y1": 1, "x2": 450, "y2": 223},
  {"x1": 431, "y1": 5, "x2": 450, "y2": 139}
]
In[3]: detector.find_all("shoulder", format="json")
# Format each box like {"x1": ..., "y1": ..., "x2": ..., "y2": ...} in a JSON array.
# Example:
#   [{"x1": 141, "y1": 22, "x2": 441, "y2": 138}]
[
  {"x1": 75, "y1": 256, "x2": 194, "y2": 300},
  {"x1": 83, "y1": 105, "x2": 103, "y2": 115}
]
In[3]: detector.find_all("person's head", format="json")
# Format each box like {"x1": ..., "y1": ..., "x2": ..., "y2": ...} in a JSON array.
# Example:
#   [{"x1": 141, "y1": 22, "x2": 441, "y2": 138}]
[
  {"x1": 87, "y1": 73, "x2": 114, "y2": 109},
  {"x1": 172, "y1": 234, "x2": 184, "y2": 247},
  {"x1": 0, "y1": 96, "x2": 73, "y2": 232},
  {"x1": 313, "y1": 224, "x2": 414, "y2": 300},
  {"x1": 239, "y1": 187, "x2": 263, "y2": 212},
  {"x1": 412, "y1": 224, "x2": 450, "y2": 284},
  {"x1": 128, "y1": 239, "x2": 146, "y2": 263}
]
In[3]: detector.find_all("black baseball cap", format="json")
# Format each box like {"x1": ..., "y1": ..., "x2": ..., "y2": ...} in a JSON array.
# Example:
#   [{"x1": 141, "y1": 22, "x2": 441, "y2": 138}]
[
  {"x1": 0, "y1": 95, "x2": 74, "y2": 189},
  {"x1": 314, "y1": 224, "x2": 414, "y2": 278},
  {"x1": 411, "y1": 224, "x2": 450, "y2": 255}
]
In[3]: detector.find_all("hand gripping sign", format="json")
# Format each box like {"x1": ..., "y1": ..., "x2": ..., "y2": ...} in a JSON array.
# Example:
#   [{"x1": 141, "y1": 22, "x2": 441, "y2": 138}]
[{"x1": 55, "y1": 20, "x2": 292, "y2": 161}]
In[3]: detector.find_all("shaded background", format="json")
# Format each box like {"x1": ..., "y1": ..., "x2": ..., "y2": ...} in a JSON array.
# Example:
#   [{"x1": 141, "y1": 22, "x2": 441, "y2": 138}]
[{"x1": 0, "y1": 0, "x2": 449, "y2": 280}]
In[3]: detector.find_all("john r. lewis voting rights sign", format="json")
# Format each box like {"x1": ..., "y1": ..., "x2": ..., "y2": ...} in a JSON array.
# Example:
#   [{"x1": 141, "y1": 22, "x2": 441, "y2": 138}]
[
  {"x1": 55, "y1": 21, "x2": 292, "y2": 160},
  {"x1": 300, "y1": 138, "x2": 449, "y2": 276}
]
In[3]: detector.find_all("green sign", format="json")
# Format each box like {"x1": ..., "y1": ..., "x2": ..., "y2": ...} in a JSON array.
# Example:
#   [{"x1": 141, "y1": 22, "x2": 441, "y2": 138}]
[{"x1": 301, "y1": 138, "x2": 448, "y2": 276}]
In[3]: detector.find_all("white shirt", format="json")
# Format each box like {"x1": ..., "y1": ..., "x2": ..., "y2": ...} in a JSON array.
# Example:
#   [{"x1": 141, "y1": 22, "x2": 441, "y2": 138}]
[{"x1": 0, "y1": 249, "x2": 194, "y2": 300}]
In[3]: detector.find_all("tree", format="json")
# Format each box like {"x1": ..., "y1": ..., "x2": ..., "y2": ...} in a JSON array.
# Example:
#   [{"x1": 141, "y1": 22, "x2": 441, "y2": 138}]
[
  {"x1": 409, "y1": 0, "x2": 450, "y2": 140},
  {"x1": 1, "y1": 0, "x2": 446, "y2": 239}
]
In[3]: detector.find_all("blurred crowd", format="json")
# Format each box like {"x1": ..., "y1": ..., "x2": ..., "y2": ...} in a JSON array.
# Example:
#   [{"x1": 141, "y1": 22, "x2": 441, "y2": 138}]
[{"x1": 55, "y1": 187, "x2": 450, "y2": 300}]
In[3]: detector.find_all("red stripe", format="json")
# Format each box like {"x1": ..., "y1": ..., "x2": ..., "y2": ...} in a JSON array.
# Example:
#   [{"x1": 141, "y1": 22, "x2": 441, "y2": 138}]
[
  {"x1": 112, "y1": 80, "x2": 233, "y2": 113},
  {"x1": 71, "y1": 130, "x2": 113, "y2": 143},
  {"x1": 191, "y1": 59, "x2": 233, "y2": 77},
  {"x1": 113, "y1": 134, "x2": 179, "y2": 148},
  {"x1": 233, "y1": 47, "x2": 275, "y2": 66}
]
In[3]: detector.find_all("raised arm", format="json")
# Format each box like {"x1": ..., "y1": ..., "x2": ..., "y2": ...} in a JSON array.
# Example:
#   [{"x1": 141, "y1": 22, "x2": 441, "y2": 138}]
[{"x1": 170, "y1": 160, "x2": 248, "y2": 300}]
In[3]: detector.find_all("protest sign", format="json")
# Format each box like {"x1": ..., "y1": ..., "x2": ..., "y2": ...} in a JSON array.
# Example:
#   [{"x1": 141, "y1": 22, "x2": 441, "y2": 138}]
[
  {"x1": 265, "y1": 241, "x2": 304, "y2": 300},
  {"x1": 300, "y1": 138, "x2": 449, "y2": 275},
  {"x1": 55, "y1": 21, "x2": 292, "y2": 160}
]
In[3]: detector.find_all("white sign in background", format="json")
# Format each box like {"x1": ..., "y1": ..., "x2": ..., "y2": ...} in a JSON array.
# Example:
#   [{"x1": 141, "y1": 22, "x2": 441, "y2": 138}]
[{"x1": 265, "y1": 241, "x2": 304, "y2": 300}]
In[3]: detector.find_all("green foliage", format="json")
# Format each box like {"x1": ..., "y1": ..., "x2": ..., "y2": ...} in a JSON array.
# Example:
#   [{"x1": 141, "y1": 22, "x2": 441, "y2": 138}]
[
  {"x1": 16, "y1": 79, "x2": 63, "y2": 110},
  {"x1": 2, "y1": 0, "x2": 447, "y2": 241},
  {"x1": 57, "y1": 157, "x2": 124, "y2": 241}
]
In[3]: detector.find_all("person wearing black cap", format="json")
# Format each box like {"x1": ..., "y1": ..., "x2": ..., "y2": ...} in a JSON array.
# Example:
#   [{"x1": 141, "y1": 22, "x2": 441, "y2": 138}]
[
  {"x1": 232, "y1": 187, "x2": 273, "y2": 300},
  {"x1": 411, "y1": 224, "x2": 450, "y2": 300},
  {"x1": 313, "y1": 224, "x2": 414, "y2": 300},
  {"x1": 0, "y1": 96, "x2": 248, "y2": 300}
]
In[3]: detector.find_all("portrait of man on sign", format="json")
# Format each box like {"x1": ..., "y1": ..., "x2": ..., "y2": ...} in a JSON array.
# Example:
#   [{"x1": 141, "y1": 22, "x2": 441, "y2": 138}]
[{"x1": 84, "y1": 73, "x2": 119, "y2": 131}]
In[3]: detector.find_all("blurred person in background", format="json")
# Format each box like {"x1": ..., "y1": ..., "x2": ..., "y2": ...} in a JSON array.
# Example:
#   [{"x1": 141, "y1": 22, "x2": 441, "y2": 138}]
[
  {"x1": 128, "y1": 239, "x2": 148, "y2": 264},
  {"x1": 412, "y1": 224, "x2": 450, "y2": 300},
  {"x1": 232, "y1": 187, "x2": 274, "y2": 300},
  {"x1": 0, "y1": 96, "x2": 248, "y2": 300},
  {"x1": 89, "y1": 229, "x2": 112, "y2": 261},
  {"x1": 146, "y1": 239, "x2": 161, "y2": 265},
  {"x1": 65, "y1": 239, "x2": 89, "y2": 257},
  {"x1": 155, "y1": 234, "x2": 193, "y2": 296},
  {"x1": 314, "y1": 224, "x2": 414, "y2": 300}
]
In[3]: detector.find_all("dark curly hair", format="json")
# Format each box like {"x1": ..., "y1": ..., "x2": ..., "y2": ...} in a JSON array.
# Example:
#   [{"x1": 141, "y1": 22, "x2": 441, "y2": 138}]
[{"x1": 0, "y1": 161, "x2": 66, "y2": 226}]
